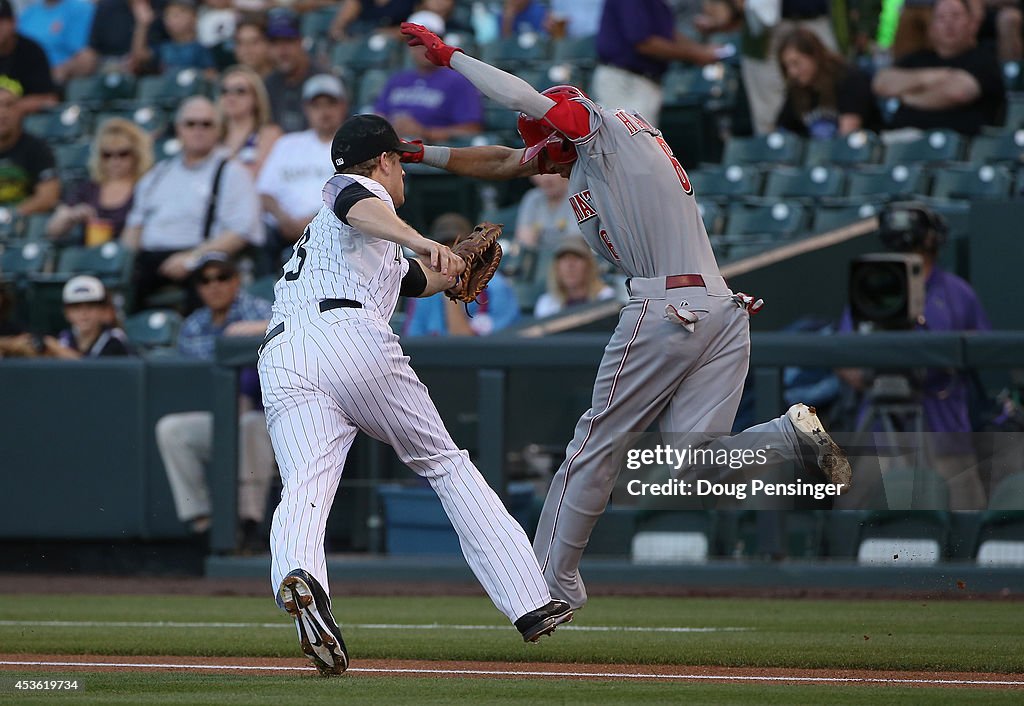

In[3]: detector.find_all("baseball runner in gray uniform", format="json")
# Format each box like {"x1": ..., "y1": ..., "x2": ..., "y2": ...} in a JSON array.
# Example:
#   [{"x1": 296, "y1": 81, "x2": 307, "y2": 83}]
[
  {"x1": 257, "y1": 115, "x2": 572, "y2": 677},
  {"x1": 401, "y1": 22, "x2": 853, "y2": 612}
]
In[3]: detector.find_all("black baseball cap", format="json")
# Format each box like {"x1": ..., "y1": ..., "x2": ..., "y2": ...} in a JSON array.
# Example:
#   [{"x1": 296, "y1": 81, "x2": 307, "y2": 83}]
[{"x1": 331, "y1": 114, "x2": 419, "y2": 171}]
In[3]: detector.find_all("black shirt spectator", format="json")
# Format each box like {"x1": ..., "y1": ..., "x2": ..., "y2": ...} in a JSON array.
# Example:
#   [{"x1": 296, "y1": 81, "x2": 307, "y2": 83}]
[
  {"x1": 0, "y1": 89, "x2": 58, "y2": 212},
  {"x1": 82, "y1": 0, "x2": 168, "y2": 75},
  {"x1": 0, "y1": 0, "x2": 57, "y2": 113}
]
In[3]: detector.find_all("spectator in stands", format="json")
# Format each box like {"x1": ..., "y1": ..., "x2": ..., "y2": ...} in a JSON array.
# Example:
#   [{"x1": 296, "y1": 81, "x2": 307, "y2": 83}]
[
  {"x1": 46, "y1": 118, "x2": 152, "y2": 245},
  {"x1": 403, "y1": 212, "x2": 520, "y2": 337},
  {"x1": 775, "y1": 28, "x2": 883, "y2": 138},
  {"x1": 257, "y1": 73, "x2": 347, "y2": 259},
  {"x1": 121, "y1": 96, "x2": 262, "y2": 311},
  {"x1": 982, "y1": 0, "x2": 1023, "y2": 62},
  {"x1": 501, "y1": 0, "x2": 547, "y2": 37},
  {"x1": 418, "y1": 0, "x2": 472, "y2": 36},
  {"x1": 329, "y1": 0, "x2": 415, "y2": 40},
  {"x1": 263, "y1": 8, "x2": 327, "y2": 133},
  {"x1": 595, "y1": 0, "x2": 723, "y2": 127},
  {"x1": 65, "y1": 0, "x2": 168, "y2": 78},
  {"x1": 217, "y1": 65, "x2": 282, "y2": 178},
  {"x1": 0, "y1": 0, "x2": 57, "y2": 113},
  {"x1": 514, "y1": 172, "x2": 580, "y2": 250},
  {"x1": 0, "y1": 78, "x2": 59, "y2": 214},
  {"x1": 545, "y1": 0, "x2": 604, "y2": 38},
  {"x1": 533, "y1": 236, "x2": 617, "y2": 318},
  {"x1": 148, "y1": 0, "x2": 214, "y2": 73},
  {"x1": 231, "y1": 13, "x2": 272, "y2": 78},
  {"x1": 836, "y1": 202, "x2": 990, "y2": 510},
  {"x1": 873, "y1": 0, "x2": 1005, "y2": 135},
  {"x1": 373, "y1": 10, "x2": 482, "y2": 142},
  {"x1": 17, "y1": 0, "x2": 95, "y2": 85},
  {"x1": 740, "y1": 0, "x2": 839, "y2": 135},
  {"x1": 156, "y1": 252, "x2": 274, "y2": 553},
  {"x1": 41, "y1": 275, "x2": 135, "y2": 358}
]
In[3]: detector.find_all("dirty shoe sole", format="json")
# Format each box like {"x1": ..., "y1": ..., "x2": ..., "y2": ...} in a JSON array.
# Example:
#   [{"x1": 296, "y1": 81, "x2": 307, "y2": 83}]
[
  {"x1": 522, "y1": 609, "x2": 575, "y2": 643},
  {"x1": 279, "y1": 575, "x2": 348, "y2": 676},
  {"x1": 787, "y1": 404, "x2": 852, "y2": 492}
]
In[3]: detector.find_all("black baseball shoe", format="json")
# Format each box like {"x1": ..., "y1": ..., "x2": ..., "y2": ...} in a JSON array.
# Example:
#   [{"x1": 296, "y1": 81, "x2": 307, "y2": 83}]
[
  {"x1": 278, "y1": 569, "x2": 349, "y2": 677},
  {"x1": 787, "y1": 403, "x2": 852, "y2": 492},
  {"x1": 515, "y1": 600, "x2": 574, "y2": 643}
]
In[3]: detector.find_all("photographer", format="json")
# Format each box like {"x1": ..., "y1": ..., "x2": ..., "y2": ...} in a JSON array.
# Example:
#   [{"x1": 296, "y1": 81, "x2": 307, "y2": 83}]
[{"x1": 836, "y1": 202, "x2": 989, "y2": 510}]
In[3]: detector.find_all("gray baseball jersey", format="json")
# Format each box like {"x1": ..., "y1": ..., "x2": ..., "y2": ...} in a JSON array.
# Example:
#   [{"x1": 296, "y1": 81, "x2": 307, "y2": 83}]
[
  {"x1": 259, "y1": 171, "x2": 552, "y2": 623},
  {"x1": 564, "y1": 100, "x2": 720, "y2": 279}
]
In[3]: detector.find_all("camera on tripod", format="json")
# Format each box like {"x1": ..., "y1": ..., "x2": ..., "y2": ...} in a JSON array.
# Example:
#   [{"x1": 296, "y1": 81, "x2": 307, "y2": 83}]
[{"x1": 848, "y1": 201, "x2": 946, "y2": 332}]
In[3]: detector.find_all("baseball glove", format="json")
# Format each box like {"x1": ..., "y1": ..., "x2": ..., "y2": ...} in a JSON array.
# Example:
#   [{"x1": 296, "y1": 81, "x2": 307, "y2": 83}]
[{"x1": 445, "y1": 222, "x2": 503, "y2": 304}]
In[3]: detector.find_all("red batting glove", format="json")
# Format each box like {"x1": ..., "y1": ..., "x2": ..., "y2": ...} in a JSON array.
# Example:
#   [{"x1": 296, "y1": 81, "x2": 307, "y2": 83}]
[
  {"x1": 400, "y1": 139, "x2": 424, "y2": 163},
  {"x1": 401, "y1": 22, "x2": 461, "y2": 67}
]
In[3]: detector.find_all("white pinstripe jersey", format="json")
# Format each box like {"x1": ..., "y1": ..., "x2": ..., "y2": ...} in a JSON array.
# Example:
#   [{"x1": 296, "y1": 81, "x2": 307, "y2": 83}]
[{"x1": 269, "y1": 173, "x2": 410, "y2": 325}]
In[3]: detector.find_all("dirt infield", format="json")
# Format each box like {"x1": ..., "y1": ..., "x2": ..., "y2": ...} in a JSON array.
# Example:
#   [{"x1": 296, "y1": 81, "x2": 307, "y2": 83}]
[{"x1": 1, "y1": 654, "x2": 1021, "y2": 690}]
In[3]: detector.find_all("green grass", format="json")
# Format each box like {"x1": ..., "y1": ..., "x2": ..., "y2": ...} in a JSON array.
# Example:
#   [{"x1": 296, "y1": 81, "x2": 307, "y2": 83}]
[
  {"x1": 0, "y1": 673, "x2": 1019, "y2": 706},
  {"x1": 1, "y1": 595, "x2": 1022, "y2": 674}
]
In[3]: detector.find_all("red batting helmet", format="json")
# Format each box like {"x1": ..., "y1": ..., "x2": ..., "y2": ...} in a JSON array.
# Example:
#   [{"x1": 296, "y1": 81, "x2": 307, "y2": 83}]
[{"x1": 517, "y1": 85, "x2": 587, "y2": 166}]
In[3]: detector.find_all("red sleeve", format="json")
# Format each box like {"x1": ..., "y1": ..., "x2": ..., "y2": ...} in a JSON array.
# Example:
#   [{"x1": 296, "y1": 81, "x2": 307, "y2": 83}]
[{"x1": 541, "y1": 97, "x2": 591, "y2": 140}]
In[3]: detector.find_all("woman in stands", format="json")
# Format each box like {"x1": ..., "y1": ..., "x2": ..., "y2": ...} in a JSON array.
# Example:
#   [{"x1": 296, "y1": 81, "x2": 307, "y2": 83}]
[
  {"x1": 774, "y1": 28, "x2": 882, "y2": 138},
  {"x1": 46, "y1": 118, "x2": 153, "y2": 245},
  {"x1": 533, "y1": 236, "x2": 618, "y2": 319},
  {"x1": 217, "y1": 65, "x2": 282, "y2": 177}
]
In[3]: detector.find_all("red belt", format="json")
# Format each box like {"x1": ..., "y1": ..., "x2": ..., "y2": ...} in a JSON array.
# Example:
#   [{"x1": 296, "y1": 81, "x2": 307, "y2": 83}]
[{"x1": 665, "y1": 274, "x2": 705, "y2": 289}]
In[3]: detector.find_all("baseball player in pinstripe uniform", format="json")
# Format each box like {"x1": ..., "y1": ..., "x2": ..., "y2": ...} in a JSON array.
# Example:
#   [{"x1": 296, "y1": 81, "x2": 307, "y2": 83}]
[
  {"x1": 256, "y1": 114, "x2": 572, "y2": 677},
  {"x1": 400, "y1": 23, "x2": 853, "y2": 613}
]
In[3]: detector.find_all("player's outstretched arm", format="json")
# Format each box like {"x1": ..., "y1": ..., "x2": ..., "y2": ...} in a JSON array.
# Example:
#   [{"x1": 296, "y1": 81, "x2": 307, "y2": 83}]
[
  {"x1": 402, "y1": 142, "x2": 538, "y2": 181},
  {"x1": 347, "y1": 197, "x2": 466, "y2": 277}
]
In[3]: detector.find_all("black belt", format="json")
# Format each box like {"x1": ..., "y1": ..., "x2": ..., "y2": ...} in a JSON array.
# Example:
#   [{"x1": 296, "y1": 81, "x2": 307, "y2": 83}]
[{"x1": 258, "y1": 299, "x2": 362, "y2": 355}]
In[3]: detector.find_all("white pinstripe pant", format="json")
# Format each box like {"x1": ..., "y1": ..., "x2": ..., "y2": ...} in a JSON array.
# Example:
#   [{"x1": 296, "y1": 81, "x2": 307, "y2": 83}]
[{"x1": 257, "y1": 307, "x2": 551, "y2": 621}]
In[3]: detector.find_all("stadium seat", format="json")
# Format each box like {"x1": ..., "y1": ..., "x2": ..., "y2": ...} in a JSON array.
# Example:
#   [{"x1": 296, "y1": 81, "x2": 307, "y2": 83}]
[
  {"x1": 480, "y1": 34, "x2": 552, "y2": 71},
  {"x1": 883, "y1": 129, "x2": 965, "y2": 165},
  {"x1": 21, "y1": 213, "x2": 52, "y2": 242},
  {"x1": 1005, "y1": 92, "x2": 1024, "y2": 128},
  {"x1": 845, "y1": 164, "x2": 928, "y2": 199},
  {"x1": 967, "y1": 128, "x2": 1024, "y2": 165},
  {"x1": 929, "y1": 164, "x2": 1014, "y2": 200},
  {"x1": 803, "y1": 130, "x2": 881, "y2": 166},
  {"x1": 136, "y1": 69, "x2": 213, "y2": 109},
  {"x1": 54, "y1": 241, "x2": 132, "y2": 286},
  {"x1": 484, "y1": 104, "x2": 519, "y2": 135},
  {"x1": 632, "y1": 511, "x2": 715, "y2": 564},
  {"x1": 64, "y1": 72, "x2": 136, "y2": 108},
  {"x1": 762, "y1": 165, "x2": 846, "y2": 201},
  {"x1": 698, "y1": 200, "x2": 723, "y2": 234},
  {"x1": 662, "y1": 64, "x2": 737, "y2": 111},
  {"x1": 552, "y1": 35, "x2": 597, "y2": 68},
  {"x1": 23, "y1": 104, "x2": 90, "y2": 143},
  {"x1": 856, "y1": 467, "x2": 951, "y2": 565},
  {"x1": 154, "y1": 137, "x2": 182, "y2": 162},
  {"x1": 721, "y1": 132, "x2": 804, "y2": 166},
  {"x1": 355, "y1": 69, "x2": 391, "y2": 112},
  {"x1": 1, "y1": 240, "x2": 52, "y2": 279},
  {"x1": 975, "y1": 473, "x2": 1024, "y2": 566},
  {"x1": 53, "y1": 142, "x2": 91, "y2": 176},
  {"x1": 299, "y1": 7, "x2": 335, "y2": 41},
  {"x1": 331, "y1": 34, "x2": 401, "y2": 72},
  {"x1": 1003, "y1": 60, "x2": 1023, "y2": 91},
  {"x1": 124, "y1": 308, "x2": 183, "y2": 350},
  {"x1": 97, "y1": 105, "x2": 170, "y2": 137},
  {"x1": 246, "y1": 274, "x2": 277, "y2": 304},
  {"x1": 689, "y1": 164, "x2": 763, "y2": 201},
  {"x1": 734, "y1": 510, "x2": 824, "y2": 559},
  {"x1": 812, "y1": 201, "x2": 880, "y2": 233},
  {"x1": 724, "y1": 200, "x2": 809, "y2": 237}
]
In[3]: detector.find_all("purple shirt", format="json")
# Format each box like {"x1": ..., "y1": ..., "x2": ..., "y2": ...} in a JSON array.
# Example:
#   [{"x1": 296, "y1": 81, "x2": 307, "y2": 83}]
[
  {"x1": 374, "y1": 68, "x2": 483, "y2": 129},
  {"x1": 839, "y1": 266, "x2": 991, "y2": 445},
  {"x1": 596, "y1": 0, "x2": 674, "y2": 81}
]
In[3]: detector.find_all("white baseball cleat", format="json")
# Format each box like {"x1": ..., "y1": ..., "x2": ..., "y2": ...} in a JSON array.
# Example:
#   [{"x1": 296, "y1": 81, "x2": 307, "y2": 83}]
[{"x1": 787, "y1": 403, "x2": 852, "y2": 492}]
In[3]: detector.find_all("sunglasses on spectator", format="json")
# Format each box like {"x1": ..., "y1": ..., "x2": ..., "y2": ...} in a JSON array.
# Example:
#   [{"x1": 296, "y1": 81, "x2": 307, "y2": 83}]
[
  {"x1": 182, "y1": 119, "x2": 216, "y2": 129},
  {"x1": 221, "y1": 85, "x2": 249, "y2": 96},
  {"x1": 197, "y1": 273, "x2": 234, "y2": 285},
  {"x1": 101, "y1": 149, "x2": 133, "y2": 160}
]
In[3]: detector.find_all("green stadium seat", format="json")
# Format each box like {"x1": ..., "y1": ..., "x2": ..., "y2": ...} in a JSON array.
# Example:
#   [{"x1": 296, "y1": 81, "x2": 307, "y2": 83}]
[
  {"x1": 967, "y1": 128, "x2": 1024, "y2": 165},
  {"x1": 975, "y1": 473, "x2": 1024, "y2": 566},
  {"x1": 300, "y1": 7, "x2": 335, "y2": 40},
  {"x1": 23, "y1": 104, "x2": 90, "y2": 143},
  {"x1": 97, "y1": 105, "x2": 170, "y2": 137},
  {"x1": 812, "y1": 201, "x2": 880, "y2": 233},
  {"x1": 856, "y1": 468, "x2": 951, "y2": 564},
  {"x1": 1003, "y1": 60, "x2": 1023, "y2": 91},
  {"x1": 54, "y1": 241, "x2": 132, "y2": 287},
  {"x1": 689, "y1": 164, "x2": 763, "y2": 201},
  {"x1": 399, "y1": 165, "x2": 480, "y2": 234},
  {"x1": 845, "y1": 164, "x2": 927, "y2": 199},
  {"x1": 631, "y1": 511, "x2": 714, "y2": 564},
  {"x1": 1, "y1": 240, "x2": 52, "y2": 278},
  {"x1": 136, "y1": 69, "x2": 213, "y2": 108},
  {"x1": 724, "y1": 200, "x2": 809, "y2": 237},
  {"x1": 883, "y1": 129, "x2": 965, "y2": 165},
  {"x1": 246, "y1": 274, "x2": 277, "y2": 304},
  {"x1": 734, "y1": 510, "x2": 824, "y2": 559},
  {"x1": 721, "y1": 132, "x2": 804, "y2": 166},
  {"x1": 154, "y1": 137, "x2": 182, "y2": 162},
  {"x1": 355, "y1": 69, "x2": 391, "y2": 111},
  {"x1": 484, "y1": 104, "x2": 519, "y2": 134},
  {"x1": 762, "y1": 165, "x2": 846, "y2": 201},
  {"x1": 64, "y1": 72, "x2": 136, "y2": 108},
  {"x1": 803, "y1": 130, "x2": 881, "y2": 166},
  {"x1": 480, "y1": 34, "x2": 552, "y2": 70},
  {"x1": 697, "y1": 200, "x2": 723, "y2": 234},
  {"x1": 552, "y1": 35, "x2": 597, "y2": 68},
  {"x1": 124, "y1": 308, "x2": 183, "y2": 350},
  {"x1": 1005, "y1": 92, "x2": 1024, "y2": 128},
  {"x1": 331, "y1": 34, "x2": 400, "y2": 72},
  {"x1": 441, "y1": 31, "x2": 478, "y2": 59},
  {"x1": 929, "y1": 164, "x2": 1013, "y2": 200},
  {"x1": 54, "y1": 142, "x2": 91, "y2": 176},
  {"x1": 662, "y1": 64, "x2": 737, "y2": 111},
  {"x1": 21, "y1": 213, "x2": 52, "y2": 242}
]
